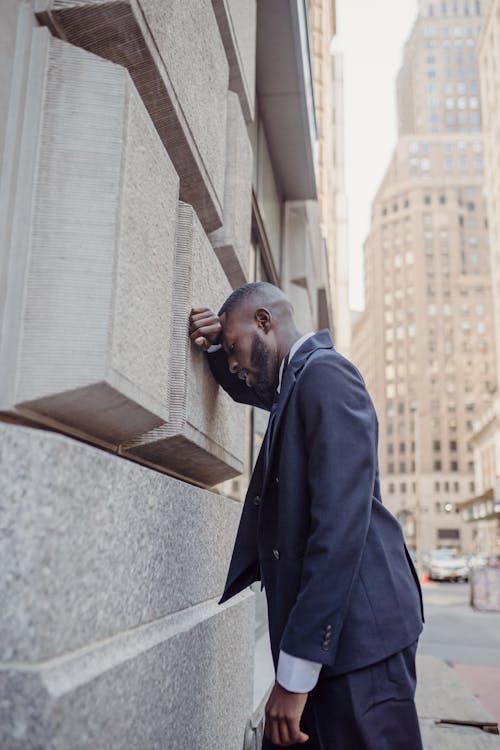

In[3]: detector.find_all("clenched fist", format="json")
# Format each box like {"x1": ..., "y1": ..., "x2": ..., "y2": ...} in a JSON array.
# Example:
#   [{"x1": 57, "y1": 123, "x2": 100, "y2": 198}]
[{"x1": 189, "y1": 307, "x2": 224, "y2": 350}]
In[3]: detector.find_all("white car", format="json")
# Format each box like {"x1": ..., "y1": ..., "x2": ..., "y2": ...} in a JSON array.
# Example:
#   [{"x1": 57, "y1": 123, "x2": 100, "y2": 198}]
[{"x1": 428, "y1": 551, "x2": 469, "y2": 582}]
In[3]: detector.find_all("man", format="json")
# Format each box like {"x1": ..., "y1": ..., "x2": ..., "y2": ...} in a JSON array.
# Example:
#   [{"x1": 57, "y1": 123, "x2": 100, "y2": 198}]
[{"x1": 189, "y1": 282, "x2": 424, "y2": 749}]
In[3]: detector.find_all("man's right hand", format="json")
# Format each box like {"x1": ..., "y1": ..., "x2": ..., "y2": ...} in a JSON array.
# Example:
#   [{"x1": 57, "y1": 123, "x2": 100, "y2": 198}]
[{"x1": 189, "y1": 308, "x2": 223, "y2": 351}]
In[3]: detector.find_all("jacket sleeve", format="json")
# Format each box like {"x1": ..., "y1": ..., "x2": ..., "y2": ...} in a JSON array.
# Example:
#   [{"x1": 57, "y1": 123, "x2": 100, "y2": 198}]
[
  {"x1": 205, "y1": 347, "x2": 269, "y2": 410},
  {"x1": 279, "y1": 354, "x2": 378, "y2": 667}
]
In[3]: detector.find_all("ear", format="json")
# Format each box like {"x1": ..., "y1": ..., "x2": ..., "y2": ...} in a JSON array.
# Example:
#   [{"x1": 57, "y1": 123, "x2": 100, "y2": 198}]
[{"x1": 255, "y1": 307, "x2": 272, "y2": 333}]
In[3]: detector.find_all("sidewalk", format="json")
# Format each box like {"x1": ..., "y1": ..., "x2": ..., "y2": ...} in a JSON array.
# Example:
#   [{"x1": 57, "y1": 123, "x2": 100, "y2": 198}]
[{"x1": 416, "y1": 654, "x2": 500, "y2": 748}]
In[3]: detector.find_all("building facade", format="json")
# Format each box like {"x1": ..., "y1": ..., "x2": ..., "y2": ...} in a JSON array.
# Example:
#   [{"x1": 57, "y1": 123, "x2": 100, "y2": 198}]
[
  {"x1": 351, "y1": 0, "x2": 497, "y2": 556},
  {"x1": 457, "y1": 0, "x2": 500, "y2": 554},
  {"x1": 308, "y1": 0, "x2": 350, "y2": 355},
  {"x1": 0, "y1": 1, "x2": 335, "y2": 747}
]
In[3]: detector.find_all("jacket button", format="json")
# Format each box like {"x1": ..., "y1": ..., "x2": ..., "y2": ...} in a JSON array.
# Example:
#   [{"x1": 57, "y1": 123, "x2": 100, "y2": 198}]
[
  {"x1": 322, "y1": 642, "x2": 330, "y2": 651},
  {"x1": 273, "y1": 549, "x2": 280, "y2": 560},
  {"x1": 325, "y1": 624, "x2": 333, "y2": 633},
  {"x1": 253, "y1": 495, "x2": 261, "y2": 506},
  {"x1": 275, "y1": 476, "x2": 279, "y2": 484}
]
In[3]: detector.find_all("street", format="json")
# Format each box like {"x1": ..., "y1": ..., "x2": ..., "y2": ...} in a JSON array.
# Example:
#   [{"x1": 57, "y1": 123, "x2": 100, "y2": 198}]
[{"x1": 419, "y1": 581, "x2": 500, "y2": 724}]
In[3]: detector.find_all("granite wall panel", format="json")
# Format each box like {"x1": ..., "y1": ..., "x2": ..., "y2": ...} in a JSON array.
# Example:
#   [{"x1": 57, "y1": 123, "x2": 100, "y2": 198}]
[
  {"x1": 0, "y1": 592, "x2": 255, "y2": 750},
  {"x1": 35, "y1": 0, "x2": 228, "y2": 232},
  {"x1": 0, "y1": 422, "x2": 242, "y2": 662}
]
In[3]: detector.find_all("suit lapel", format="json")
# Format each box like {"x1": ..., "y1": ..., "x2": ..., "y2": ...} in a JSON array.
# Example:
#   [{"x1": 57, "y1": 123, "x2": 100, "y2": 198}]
[{"x1": 261, "y1": 329, "x2": 334, "y2": 496}]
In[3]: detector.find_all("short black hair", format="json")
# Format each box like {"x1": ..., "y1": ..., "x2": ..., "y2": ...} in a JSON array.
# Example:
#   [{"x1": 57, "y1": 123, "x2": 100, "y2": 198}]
[{"x1": 218, "y1": 282, "x2": 281, "y2": 317}]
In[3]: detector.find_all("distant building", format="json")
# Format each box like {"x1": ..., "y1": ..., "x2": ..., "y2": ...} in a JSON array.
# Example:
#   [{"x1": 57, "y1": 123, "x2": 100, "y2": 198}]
[
  {"x1": 351, "y1": 0, "x2": 497, "y2": 555},
  {"x1": 309, "y1": 0, "x2": 350, "y2": 355},
  {"x1": 458, "y1": 0, "x2": 500, "y2": 555}
]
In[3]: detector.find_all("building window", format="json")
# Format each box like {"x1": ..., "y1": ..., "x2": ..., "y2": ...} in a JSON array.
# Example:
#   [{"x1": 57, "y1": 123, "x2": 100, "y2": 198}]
[
  {"x1": 451, "y1": 460, "x2": 459, "y2": 471},
  {"x1": 438, "y1": 528, "x2": 459, "y2": 540},
  {"x1": 434, "y1": 460, "x2": 442, "y2": 471}
]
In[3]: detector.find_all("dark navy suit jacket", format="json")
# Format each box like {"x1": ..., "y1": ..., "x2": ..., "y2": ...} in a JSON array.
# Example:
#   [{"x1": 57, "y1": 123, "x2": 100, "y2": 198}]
[{"x1": 209, "y1": 330, "x2": 423, "y2": 676}]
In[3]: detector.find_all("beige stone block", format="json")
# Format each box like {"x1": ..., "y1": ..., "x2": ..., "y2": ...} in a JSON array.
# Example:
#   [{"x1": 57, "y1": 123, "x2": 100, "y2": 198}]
[
  {"x1": 35, "y1": 0, "x2": 228, "y2": 232},
  {"x1": 210, "y1": 91, "x2": 253, "y2": 288},
  {"x1": 0, "y1": 29, "x2": 179, "y2": 445},
  {"x1": 124, "y1": 202, "x2": 245, "y2": 485},
  {"x1": 212, "y1": 0, "x2": 257, "y2": 122}
]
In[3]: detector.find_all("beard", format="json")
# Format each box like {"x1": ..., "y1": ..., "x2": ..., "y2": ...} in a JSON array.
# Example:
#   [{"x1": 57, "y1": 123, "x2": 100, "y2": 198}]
[{"x1": 250, "y1": 333, "x2": 278, "y2": 407}]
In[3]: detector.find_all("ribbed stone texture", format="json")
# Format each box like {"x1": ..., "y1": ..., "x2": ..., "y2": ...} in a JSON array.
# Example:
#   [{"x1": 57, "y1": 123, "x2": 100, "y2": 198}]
[
  {"x1": 212, "y1": 0, "x2": 257, "y2": 122},
  {"x1": 35, "y1": 0, "x2": 228, "y2": 232},
  {"x1": 0, "y1": 422, "x2": 243, "y2": 661},
  {"x1": 0, "y1": 29, "x2": 178, "y2": 445},
  {"x1": 124, "y1": 202, "x2": 245, "y2": 485},
  {"x1": 210, "y1": 91, "x2": 253, "y2": 288}
]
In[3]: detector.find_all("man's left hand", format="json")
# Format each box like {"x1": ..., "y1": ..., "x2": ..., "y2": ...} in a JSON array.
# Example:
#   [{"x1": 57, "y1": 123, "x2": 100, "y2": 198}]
[{"x1": 264, "y1": 681, "x2": 309, "y2": 746}]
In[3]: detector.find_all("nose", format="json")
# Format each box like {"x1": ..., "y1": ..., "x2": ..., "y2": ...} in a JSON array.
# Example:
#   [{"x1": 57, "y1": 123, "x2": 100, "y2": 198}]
[{"x1": 228, "y1": 356, "x2": 239, "y2": 375}]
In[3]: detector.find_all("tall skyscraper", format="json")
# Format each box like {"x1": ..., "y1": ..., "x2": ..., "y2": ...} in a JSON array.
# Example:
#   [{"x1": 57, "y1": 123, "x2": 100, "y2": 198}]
[{"x1": 352, "y1": 0, "x2": 497, "y2": 555}]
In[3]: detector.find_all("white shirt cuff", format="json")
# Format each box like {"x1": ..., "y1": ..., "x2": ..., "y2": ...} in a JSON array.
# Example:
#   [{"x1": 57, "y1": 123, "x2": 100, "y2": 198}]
[
  {"x1": 276, "y1": 650, "x2": 322, "y2": 693},
  {"x1": 207, "y1": 344, "x2": 222, "y2": 353}
]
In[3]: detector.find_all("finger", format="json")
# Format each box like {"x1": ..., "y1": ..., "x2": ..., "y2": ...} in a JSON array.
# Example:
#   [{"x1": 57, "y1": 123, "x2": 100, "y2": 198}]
[
  {"x1": 271, "y1": 717, "x2": 282, "y2": 746},
  {"x1": 190, "y1": 307, "x2": 212, "y2": 315},
  {"x1": 189, "y1": 322, "x2": 221, "y2": 342},
  {"x1": 193, "y1": 336, "x2": 209, "y2": 349},
  {"x1": 188, "y1": 314, "x2": 220, "y2": 334},
  {"x1": 189, "y1": 309, "x2": 217, "y2": 326},
  {"x1": 278, "y1": 718, "x2": 291, "y2": 746},
  {"x1": 264, "y1": 715, "x2": 272, "y2": 741}
]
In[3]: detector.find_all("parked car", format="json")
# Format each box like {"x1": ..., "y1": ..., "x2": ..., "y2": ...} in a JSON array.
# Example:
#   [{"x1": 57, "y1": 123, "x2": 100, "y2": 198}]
[{"x1": 428, "y1": 550, "x2": 469, "y2": 582}]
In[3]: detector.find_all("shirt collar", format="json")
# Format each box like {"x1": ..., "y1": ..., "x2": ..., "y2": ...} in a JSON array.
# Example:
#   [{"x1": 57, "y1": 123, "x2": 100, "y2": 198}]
[{"x1": 277, "y1": 332, "x2": 315, "y2": 393}]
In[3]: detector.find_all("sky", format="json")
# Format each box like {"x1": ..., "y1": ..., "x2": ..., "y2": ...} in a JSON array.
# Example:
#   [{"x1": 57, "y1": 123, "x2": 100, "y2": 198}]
[{"x1": 335, "y1": 0, "x2": 419, "y2": 311}]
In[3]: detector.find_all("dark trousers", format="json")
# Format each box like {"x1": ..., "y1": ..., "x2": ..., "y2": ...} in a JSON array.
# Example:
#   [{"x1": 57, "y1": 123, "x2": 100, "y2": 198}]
[{"x1": 262, "y1": 641, "x2": 423, "y2": 750}]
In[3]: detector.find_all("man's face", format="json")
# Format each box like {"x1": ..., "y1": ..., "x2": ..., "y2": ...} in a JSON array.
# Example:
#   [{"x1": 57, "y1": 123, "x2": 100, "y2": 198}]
[{"x1": 220, "y1": 311, "x2": 279, "y2": 405}]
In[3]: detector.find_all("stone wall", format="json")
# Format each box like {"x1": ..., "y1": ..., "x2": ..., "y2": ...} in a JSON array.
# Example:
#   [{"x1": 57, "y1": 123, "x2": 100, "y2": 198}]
[{"x1": 0, "y1": 1, "x2": 257, "y2": 747}]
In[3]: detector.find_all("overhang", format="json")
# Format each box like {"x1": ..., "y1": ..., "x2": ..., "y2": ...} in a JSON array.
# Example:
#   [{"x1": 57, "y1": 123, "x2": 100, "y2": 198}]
[
  {"x1": 256, "y1": 0, "x2": 318, "y2": 200},
  {"x1": 458, "y1": 487, "x2": 500, "y2": 522}
]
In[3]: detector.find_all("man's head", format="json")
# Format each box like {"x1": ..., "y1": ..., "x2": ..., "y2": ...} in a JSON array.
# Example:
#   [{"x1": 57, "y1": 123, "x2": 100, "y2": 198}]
[{"x1": 217, "y1": 282, "x2": 299, "y2": 405}]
